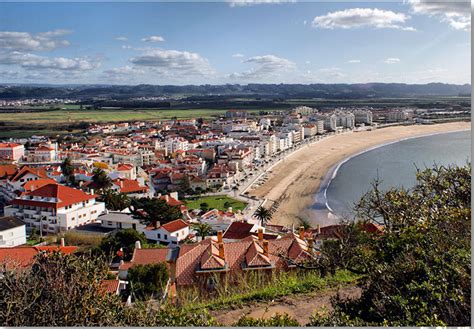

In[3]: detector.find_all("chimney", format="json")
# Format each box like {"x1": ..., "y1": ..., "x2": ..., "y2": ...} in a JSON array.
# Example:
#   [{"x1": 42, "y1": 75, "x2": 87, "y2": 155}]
[
  {"x1": 217, "y1": 230, "x2": 223, "y2": 243},
  {"x1": 135, "y1": 240, "x2": 142, "y2": 249},
  {"x1": 164, "y1": 195, "x2": 169, "y2": 202},
  {"x1": 262, "y1": 240, "x2": 269, "y2": 256},
  {"x1": 257, "y1": 228, "x2": 264, "y2": 241},
  {"x1": 317, "y1": 224, "x2": 321, "y2": 235},
  {"x1": 218, "y1": 243, "x2": 225, "y2": 259},
  {"x1": 299, "y1": 226, "x2": 305, "y2": 239},
  {"x1": 154, "y1": 221, "x2": 160, "y2": 229},
  {"x1": 60, "y1": 237, "x2": 65, "y2": 247}
]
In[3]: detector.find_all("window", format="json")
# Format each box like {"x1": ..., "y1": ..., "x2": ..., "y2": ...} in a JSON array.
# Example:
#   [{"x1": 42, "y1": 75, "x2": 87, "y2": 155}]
[
  {"x1": 164, "y1": 234, "x2": 168, "y2": 240},
  {"x1": 157, "y1": 233, "x2": 161, "y2": 239}
]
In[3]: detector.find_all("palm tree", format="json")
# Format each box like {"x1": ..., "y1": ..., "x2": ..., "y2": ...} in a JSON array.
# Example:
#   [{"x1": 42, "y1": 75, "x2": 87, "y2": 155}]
[
  {"x1": 92, "y1": 168, "x2": 112, "y2": 193},
  {"x1": 192, "y1": 222, "x2": 213, "y2": 241},
  {"x1": 254, "y1": 206, "x2": 272, "y2": 227},
  {"x1": 102, "y1": 190, "x2": 131, "y2": 211}
]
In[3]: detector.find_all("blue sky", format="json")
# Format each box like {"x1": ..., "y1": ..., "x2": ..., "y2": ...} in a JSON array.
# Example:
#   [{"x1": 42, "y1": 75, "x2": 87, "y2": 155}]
[{"x1": 0, "y1": 1, "x2": 470, "y2": 85}]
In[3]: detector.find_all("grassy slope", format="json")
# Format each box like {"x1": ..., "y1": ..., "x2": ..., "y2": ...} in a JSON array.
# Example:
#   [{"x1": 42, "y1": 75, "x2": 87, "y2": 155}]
[
  {"x1": 181, "y1": 270, "x2": 361, "y2": 311},
  {"x1": 184, "y1": 195, "x2": 247, "y2": 211}
]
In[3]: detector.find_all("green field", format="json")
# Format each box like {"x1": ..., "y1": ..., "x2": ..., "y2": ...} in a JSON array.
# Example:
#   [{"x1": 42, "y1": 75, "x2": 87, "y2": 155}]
[
  {"x1": 0, "y1": 108, "x2": 253, "y2": 124},
  {"x1": 184, "y1": 195, "x2": 247, "y2": 212}
]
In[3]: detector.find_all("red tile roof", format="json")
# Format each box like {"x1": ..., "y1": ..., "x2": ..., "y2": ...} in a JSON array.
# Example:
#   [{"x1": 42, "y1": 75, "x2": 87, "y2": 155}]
[
  {"x1": 11, "y1": 184, "x2": 96, "y2": 209},
  {"x1": 161, "y1": 219, "x2": 189, "y2": 233},
  {"x1": 0, "y1": 246, "x2": 78, "y2": 270},
  {"x1": 113, "y1": 178, "x2": 148, "y2": 194},
  {"x1": 175, "y1": 233, "x2": 311, "y2": 286},
  {"x1": 119, "y1": 247, "x2": 170, "y2": 270},
  {"x1": 10, "y1": 166, "x2": 48, "y2": 182},
  {"x1": 222, "y1": 221, "x2": 254, "y2": 240},
  {"x1": 100, "y1": 279, "x2": 120, "y2": 294},
  {"x1": 23, "y1": 178, "x2": 58, "y2": 192},
  {"x1": 0, "y1": 164, "x2": 17, "y2": 179}
]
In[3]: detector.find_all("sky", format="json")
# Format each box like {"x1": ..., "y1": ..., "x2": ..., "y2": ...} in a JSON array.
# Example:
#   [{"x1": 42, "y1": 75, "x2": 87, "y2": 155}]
[{"x1": 0, "y1": 0, "x2": 470, "y2": 85}]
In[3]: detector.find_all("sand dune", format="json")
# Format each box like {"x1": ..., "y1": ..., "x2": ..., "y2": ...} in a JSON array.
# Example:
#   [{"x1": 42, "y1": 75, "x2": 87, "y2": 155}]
[{"x1": 250, "y1": 121, "x2": 471, "y2": 227}]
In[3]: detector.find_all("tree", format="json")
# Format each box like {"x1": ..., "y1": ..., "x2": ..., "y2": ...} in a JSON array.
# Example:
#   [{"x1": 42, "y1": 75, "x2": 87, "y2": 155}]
[
  {"x1": 192, "y1": 222, "x2": 213, "y2": 241},
  {"x1": 128, "y1": 263, "x2": 169, "y2": 301},
  {"x1": 309, "y1": 164, "x2": 471, "y2": 326},
  {"x1": 98, "y1": 228, "x2": 147, "y2": 261},
  {"x1": 60, "y1": 157, "x2": 75, "y2": 186},
  {"x1": 254, "y1": 206, "x2": 272, "y2": 226},
  {"x1": 199, "y1": 202, "x2": 209, "y2": 212},
  {"x1": 130, "y1": 197, "x2": 182, "y2": 227},
  {"x1": 92, "y1": 168, "x2": 112, "y2": 193},
  {"x1": 102, "y1": 190, "x2": 131, "y2": 211},
  {"x1": 223, "y1": 201, "x2": 231, "y2": 209},
  {"x1": 0, "y1": 252, "x2": 217, "y2": 326}
]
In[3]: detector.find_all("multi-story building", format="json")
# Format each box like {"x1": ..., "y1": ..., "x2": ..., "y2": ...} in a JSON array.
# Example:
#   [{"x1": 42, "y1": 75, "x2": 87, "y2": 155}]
[
  {"x1": 353, "y1": 109, "x2": 373, "y2": 125},
  {"x1": 0, "y1": 143, "x2": 24, "y2": 161},
  {"x1": 4, "y1": 184, "x2": 105, "y2": 233}
]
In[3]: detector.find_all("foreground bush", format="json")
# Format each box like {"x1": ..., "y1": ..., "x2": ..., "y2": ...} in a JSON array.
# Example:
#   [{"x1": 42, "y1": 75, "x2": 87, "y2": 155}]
[
  {"x1": 310, "y1": 164, "x2": 471, "y2": 326},
  {"x1": 0, "y1": 252, "x2": 215, "y2": 326},
  {"x1": 234, "y1": 313, "x2": 300, "y2": 326}
]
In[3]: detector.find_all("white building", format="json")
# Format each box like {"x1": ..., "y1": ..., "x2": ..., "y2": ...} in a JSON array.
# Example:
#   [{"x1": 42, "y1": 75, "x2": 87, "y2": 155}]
[
  {"x1": 4, "y1": 184, "x2": 105, "y2": 233},
  {"x1": 353, "y1": 110, "x2": 373, "y2": 125},
  {"x1": 0, "y1": 216, "x2": 26, "y2": 247},
  {"x1": 0, "y1": 143, "x2": 24, "y2": 161},
  {"x1": 142, "y1": 219, "x2": 189, "y2": 245},
  {"x1": 165, "y1": 138, "x2": 189, "y2": 154}
]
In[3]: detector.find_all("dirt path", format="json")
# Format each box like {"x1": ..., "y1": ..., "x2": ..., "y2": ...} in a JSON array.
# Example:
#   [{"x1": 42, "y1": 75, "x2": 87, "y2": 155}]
[{"x1": 211, "y1": 285, "x2": 361, "y2": 326}]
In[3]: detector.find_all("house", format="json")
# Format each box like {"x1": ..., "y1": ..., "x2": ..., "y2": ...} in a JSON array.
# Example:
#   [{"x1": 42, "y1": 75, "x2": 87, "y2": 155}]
[
  {"x1": 143, "y1": 219, "x2": 189, "y2": 245},
  {"x1": 111, "y1": 178, "x2": 151, "y2": 198},
  {"x1": 0, "y1": 143, "x2": 24, "y2": 161},
  {"x1": 99, "y1": 211, "x2": 144, "y2": 231},
  {"x1": 4, "y1": 184, "x2": 106, "y2": 233},
  {"x1": 0, "y1": 216, "x2": 26, "y2": 247},
  {"x1": 0, "y1": 166, "x2": 49, "y2": 202},
  {"x1": 118, "y1": 244, "x2": 169, "y2": 280},
  {"x1": 115, "y1": 163, "x2": 136, "y2": 180},
  {"x1": 120, "y1": 227, "x2": 317, "y2": 293}
]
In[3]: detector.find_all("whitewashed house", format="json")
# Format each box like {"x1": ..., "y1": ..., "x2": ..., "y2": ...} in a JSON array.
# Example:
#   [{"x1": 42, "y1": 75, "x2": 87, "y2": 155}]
[{"x1": 143, "y1": 219, "x2": 189, "y2": 245}]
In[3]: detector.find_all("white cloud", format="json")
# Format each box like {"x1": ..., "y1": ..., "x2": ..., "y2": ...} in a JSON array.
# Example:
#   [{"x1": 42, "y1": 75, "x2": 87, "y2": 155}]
[
  {"x1": 407, "y1": 0, "x2": 470, "y2": 31},
  {"x1": 228, "y1": 0, "x2": 295, "y2": 7},
  {"x1": 0, "y1": 30, "x2": 71, "y2": 52},
  {"x1": 122, "y1": 45, "x2": 133, "y2": 50},
  {"x1": 130, "y1": 49, "x2": 214, "y2": 76},
  {"x1": 102, "y1": 65, "x2": 145, "y2": 82},
  {"x1": 0, "y1": 51, "x2": 100, "y2": 71},
  {"x1": 384, "y1": 57, "x2": 400, "y2": 64},
  {"x1": 141, "y1": 35, "x2": 165, "y2": 42},
  {"x1": 115, "y1": 36, "x2": 128, "y2": 41},
  {"x1": 348, "y1": 59, "x2": 361, "y2": 63},
  {"x1": 312, "y1": 8, "x2": 415, "y2": 31},
  {"x1": 229, "y1": 54, "x2": 296, "y2": 81},
  {"x1": 232, "y1": 53, "x2": 245, "y2": 58}
]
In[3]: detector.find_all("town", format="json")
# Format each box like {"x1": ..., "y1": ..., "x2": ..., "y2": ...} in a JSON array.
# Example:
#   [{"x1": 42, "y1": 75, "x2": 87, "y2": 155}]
[{"x1": 0, "y1": 103, "x2": 453, "y2": 304}]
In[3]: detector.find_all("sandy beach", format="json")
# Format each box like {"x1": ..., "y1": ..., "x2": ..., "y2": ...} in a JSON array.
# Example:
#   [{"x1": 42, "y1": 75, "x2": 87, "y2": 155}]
[{"x1": 250, "y1": 121, "x2": 471, "y2": 227}]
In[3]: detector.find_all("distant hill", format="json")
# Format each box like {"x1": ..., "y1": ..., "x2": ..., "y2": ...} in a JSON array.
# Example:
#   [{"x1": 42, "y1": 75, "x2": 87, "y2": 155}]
[{"x1": 0, "y1": 82, "x2": 470, "y2": 100}]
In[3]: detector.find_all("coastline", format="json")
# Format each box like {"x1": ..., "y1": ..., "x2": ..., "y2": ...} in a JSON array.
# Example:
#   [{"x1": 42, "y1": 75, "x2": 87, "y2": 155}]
[{"x1": 249, "y1": 121, "x2": 471, "y2": 227}]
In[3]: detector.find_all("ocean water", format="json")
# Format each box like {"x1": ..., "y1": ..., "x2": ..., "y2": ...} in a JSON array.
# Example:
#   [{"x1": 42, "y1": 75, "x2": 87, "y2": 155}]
[{"x1": 321, "y1": 130, "x2": 471, "y2": 219}]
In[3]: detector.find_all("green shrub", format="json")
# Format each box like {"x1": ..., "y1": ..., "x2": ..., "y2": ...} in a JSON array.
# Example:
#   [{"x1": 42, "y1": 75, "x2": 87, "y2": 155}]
[
  {"x1": 234, "y1": 313, "x2": 300, "y2": 326},
  {"x1": 128, "y1": 263, "x2": 169, "y2": 301}
]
